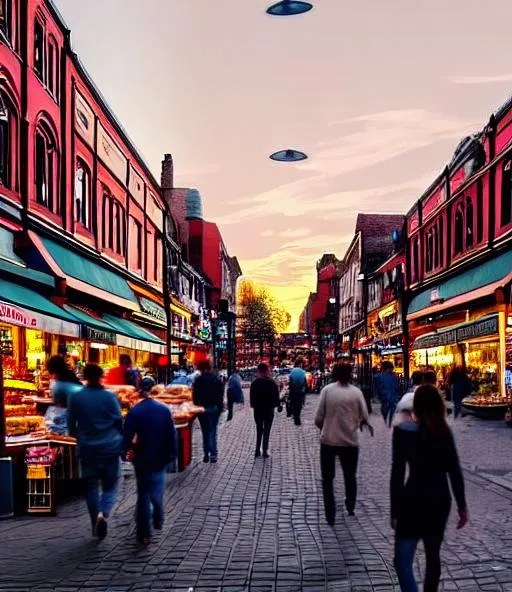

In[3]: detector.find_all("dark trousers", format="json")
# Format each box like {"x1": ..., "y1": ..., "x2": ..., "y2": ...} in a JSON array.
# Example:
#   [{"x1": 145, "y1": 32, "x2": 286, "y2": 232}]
[
  {"x1": 135, "y1": 469, "x2": 165, "y2": 540},
  {"x1": 394, "y1": 534, "x2": 443, "y2": 591},
  {"x1": 290, "y1": 393, "x2": 304, "y2": 425},
  {"x1": 254, "y1": 411, "x2": 274, "y2": 454},
  {"x1": 320, "y1": 444, "x2": 359, "y2": 519}
]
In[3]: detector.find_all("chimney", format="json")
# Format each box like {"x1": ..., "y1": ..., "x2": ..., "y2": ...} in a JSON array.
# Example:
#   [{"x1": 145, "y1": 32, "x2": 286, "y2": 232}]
[{"x1": 161, "y1": 154, "x2": 174, "y2": 190}]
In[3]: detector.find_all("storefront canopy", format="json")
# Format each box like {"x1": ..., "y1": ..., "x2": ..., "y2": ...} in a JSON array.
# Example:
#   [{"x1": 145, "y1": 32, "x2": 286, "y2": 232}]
[
  {"x1": 31, "y1": 233, "x2": 139, "y2": 309},
  {"x1": 102, "y1": 314, "x2": 165, "y2": 345},
  {"x1": 412, "y1": 314, "x2": 499, "y2": 350},
  {"x1": 0, "y1": 278, "x2": 80, "y2": 337},
  {"x1": 408, "y1": 249, "x2": 512, "y2": 320}
]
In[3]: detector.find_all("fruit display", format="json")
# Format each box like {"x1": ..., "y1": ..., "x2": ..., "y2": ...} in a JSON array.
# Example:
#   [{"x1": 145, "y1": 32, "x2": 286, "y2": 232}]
[
  {"x1": 153, "y1": 384, "x2": 193, "y2": 405},
  {"x1": 6, "y1": 416, "x2": 45, "y2": 437},
  {"x1": 5, "y1": 404, "x2": 37, "y2": 417},
  {"x1": 111, "y1": 386, "x2": 138, "y2": 409},
  {"x1": 462, "y1": 393, "x2": 511, "y2": 407}
]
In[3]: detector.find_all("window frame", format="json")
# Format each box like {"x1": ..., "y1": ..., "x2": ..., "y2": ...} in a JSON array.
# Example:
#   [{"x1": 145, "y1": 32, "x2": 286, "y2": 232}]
[
  {"x1": 0, "y1": 0, "x2": 12, "y2": 44},
  {"x1": 34, "y1": 17, "x2": 46, "y2": 83},
  {"x1": 466, "y1": 197, "x2": 474, "y2": 249},
  {"x1": 47, "y1": 35, "x2": 59, "y2": 100},
  {"x1": 74, "y1": 158, "x2": 91, "y2": 230},
  {"x1": 454, "y1": 203, "x2": 465, "y2": 255},
  {"x1": 34, "y1": 121, "x2": 58, "y2": 215},
  {"x1": 0, "y1": 88, "x2": 17, "y2": 191}
]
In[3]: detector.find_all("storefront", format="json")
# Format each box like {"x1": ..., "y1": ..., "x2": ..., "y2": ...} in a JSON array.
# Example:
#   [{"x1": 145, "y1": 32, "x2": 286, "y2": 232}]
[{"x1": 411, "y1": 314, "x2": 506, "y2": 410}]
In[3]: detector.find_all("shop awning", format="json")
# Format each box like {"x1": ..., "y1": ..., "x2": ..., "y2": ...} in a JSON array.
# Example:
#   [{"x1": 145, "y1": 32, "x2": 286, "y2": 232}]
[
  {"x1": 0, "y1": 278, "x2": 79, "y2": 337},
  {"x1": 29, "y1": 232, "x2": 139, "y2": 311},
  {"x1": 102, "y1": 314, "x2": 165, "y2": 345},
  {"x1": 412, "y1": 314, "x2": 499, "y2": 350},
  {"x1": 63, "y1": 306, "x2": 117, "y2": 344},
  {"x1": 407, "y1": 250, "x2": 512, "y2": 320}
]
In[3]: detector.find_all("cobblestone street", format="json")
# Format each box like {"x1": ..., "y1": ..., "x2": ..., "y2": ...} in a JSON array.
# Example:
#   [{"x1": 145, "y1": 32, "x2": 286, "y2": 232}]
[{"x1": 1, "y1": 394, "x2": 512, "y2": 592}]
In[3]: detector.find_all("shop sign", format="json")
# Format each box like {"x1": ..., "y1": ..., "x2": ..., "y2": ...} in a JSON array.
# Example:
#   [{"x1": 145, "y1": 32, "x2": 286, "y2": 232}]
[
  {"x1": 84, "y1": 326, "x2": 116, "y2": 344},
  {"x1": 413, "y1": 315, "x2": 498, "y2": 350},
  {"x1": 116, "y1": 334, "x2": 166, "y2": 354},
  {"x1": 0, "y1": 303, "x2": 37, "y2": 327},
  {"x1": 139, "y1": 298, "x2": 166, "y2": 323}
]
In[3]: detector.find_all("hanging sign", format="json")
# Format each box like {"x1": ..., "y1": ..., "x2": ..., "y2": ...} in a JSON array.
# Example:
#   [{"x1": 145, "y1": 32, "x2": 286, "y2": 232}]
[{"x1": 413, "y1": 315, "x2": 498, "y2": 350}]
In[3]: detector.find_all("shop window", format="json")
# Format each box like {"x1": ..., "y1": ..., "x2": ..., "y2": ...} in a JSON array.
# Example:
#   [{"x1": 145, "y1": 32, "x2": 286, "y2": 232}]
[
  {"x1": 35, "y1": 122, "x2": 58, "y2": 214},
  {"x1": 0, "y1": 0, "x2": 12, "y2": 42},
  {"x1": 501, "y1": 159, "x2": 512, "y2": 227},
  {"x1": 0, "y1": 89, "x2": 16, "y2": 189},
  {"x1": 74, "y1": 158, "x2": 90, "y2": 229},
  {"x1": 466, "y1": 197, "x2": 474, "y2": 248},
  {"x1": 34, "y1": 19, "x2": 45, "y2": 82},
  {"x1": 47, "y1": 36, "x2": 59, "y2": 99},
  {"x1": 111, "y1": 200, "x2": 125, "y2": 256},
  {"x1": 454, "y1": 204, "x2": 464, "y2": 254},
  {"x1": 476, "y1": 180, "x2": 484, "y2": 243}
]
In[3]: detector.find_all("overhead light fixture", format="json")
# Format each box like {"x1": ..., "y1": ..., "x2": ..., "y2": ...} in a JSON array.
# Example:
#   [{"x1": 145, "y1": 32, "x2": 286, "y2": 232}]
[
  {"x1": 266, "y1": 0, "x2": 313, "y2": 16},
  {"x1": 269, "y1": 148, "x2": 308, "y2": 162}
]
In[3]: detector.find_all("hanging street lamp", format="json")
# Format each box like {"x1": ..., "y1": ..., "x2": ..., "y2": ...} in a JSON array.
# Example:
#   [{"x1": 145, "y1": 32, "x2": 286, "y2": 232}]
[
  {"x1": 266, "y1": 0, "x2": 313, "y2": 16},
  {"x1": 269, "y1": 148, "x2": 308, "y2": 162}
]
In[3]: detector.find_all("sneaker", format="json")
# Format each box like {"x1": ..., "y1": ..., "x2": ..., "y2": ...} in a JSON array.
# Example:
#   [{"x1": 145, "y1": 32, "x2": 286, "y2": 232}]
[
  {"x1": 210, "y1": 458, "x2": 218, "y2": 463},
  {"x1": 96, "y1": 515, "x2": 108, "y2": 540},
  {"x1": 203, "y1": 455, "x2": 210, "y2": 463},
  {"x1": 262, "y1": 452, "x2": 270, "y2": 459},
  {"x1": 254, "y1": 450, "x2": 261, "y2": 458},
  {"x1": 137, "y1": 535, "x2": 150, "y2": 547}
]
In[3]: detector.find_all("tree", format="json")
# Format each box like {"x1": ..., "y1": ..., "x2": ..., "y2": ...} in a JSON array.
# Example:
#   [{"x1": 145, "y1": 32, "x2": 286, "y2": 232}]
[{"x1": 237, "y1": 278, "x2": 291, "y2": 364}]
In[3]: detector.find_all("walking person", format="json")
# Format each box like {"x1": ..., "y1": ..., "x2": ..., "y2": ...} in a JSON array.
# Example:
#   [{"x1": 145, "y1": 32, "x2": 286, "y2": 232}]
[
  {"x1": 193, "y1": 359, "x2": 224, "y2": 463},
  {"x1": 105, "y1": 354, "x2": 141, "y2": 388},
  {"x1": 374, "y1": 361, "x2": 399, "y2": 428},
  {"x1": 315, "y1": 363, "x2": 370, "y2": 525},
  {"x1": 448, "y1": 367, "x2": 471, "y2": 419},
  {"x1": 393, "y1": 371, "x2": 424, "y2": 426},
  {"x1": 47, "y1": 355, "x2": 82, "y2": 408},
  {"x1": 391, "y1": 384, "x2": 468, "y2": 591},
  {"x1": 123, "y1": 377, "x2": 177, "y2": 546},
  {"x1": 250, "y1": 363, "x2": 281, "y2": 458},
  {"x1": 226, "y1": 369, "x2": 244, "y2": 421},
  {"x1": 289, "y1": 358, "x2": 307, "y2": 426},
  {"x1": 67, "y1": 364, "x2": 123, "y2": 539}
]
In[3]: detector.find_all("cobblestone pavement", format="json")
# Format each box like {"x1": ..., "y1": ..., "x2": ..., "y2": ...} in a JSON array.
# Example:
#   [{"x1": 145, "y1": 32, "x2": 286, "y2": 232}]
[{"x1": 1, "y1": 395, "x2": 512, "y2": 592}]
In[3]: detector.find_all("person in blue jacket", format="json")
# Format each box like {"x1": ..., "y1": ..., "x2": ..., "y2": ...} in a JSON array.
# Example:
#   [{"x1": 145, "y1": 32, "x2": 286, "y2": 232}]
[
  {"x1": 226, "y1": 370, "x2": 243, "y2": 421},
  {"x1": 123, "y1": 377, "x2": 177, "y2": 546}
]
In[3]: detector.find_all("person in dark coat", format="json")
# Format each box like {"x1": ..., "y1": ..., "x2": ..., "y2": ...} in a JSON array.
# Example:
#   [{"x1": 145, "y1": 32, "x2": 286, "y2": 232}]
[
  {"x1": 193, "y1": 359, "x2": 224, "y2": 463},
  {"x1": 448, "y1": 366, "x2": 471, "y2": 419},
  {"x1": 250, "y1": 363, "x2": 280, "y2": 458},
  {"x1": 391, "y1": 384, "x2": 468, "y2": 591},
  {"x1": 123, "y1": 377, "x2": 177, "y2": 546}
]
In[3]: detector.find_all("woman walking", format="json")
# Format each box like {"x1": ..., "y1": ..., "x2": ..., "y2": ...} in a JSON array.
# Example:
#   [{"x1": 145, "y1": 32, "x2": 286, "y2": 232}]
[{"x1": 391, "y1": 384, "x2": 468, "y2": 591}]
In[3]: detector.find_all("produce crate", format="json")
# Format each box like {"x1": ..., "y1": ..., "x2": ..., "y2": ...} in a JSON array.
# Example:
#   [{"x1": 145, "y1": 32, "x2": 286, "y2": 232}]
[{"x1": 26, "y1": 464, "x2": 56, "y2": 515}]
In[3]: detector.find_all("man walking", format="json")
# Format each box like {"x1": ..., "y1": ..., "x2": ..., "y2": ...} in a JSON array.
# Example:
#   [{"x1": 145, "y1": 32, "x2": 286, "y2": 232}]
[
  {"x1": 123, "y1": 377, "x2": 177, "y2": 546},
  {"x1": 315, "y1": 363, "x2": 369, "y2": 525},
  {"x1": 374, "y1": 361, "x2": 399, "y2": 427},
  {"x1": 68, "y1": 364, "x2": 123, "y2": 539},
  {"x1": 250, "y1": 363, "x2": 281, "y2": 458},
  {"x1": 288, "y1": 358, "x2": 307, "y2": 426},
  {"x1": 226, "y1": 369, "x2": 244, "y2": 421},
  {"x1": 193, "y1": 359, "x2": 224, "y2": 463}
]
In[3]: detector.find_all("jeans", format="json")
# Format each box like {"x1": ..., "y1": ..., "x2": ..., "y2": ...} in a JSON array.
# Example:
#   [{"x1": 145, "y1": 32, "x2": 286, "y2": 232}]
[
  {"x1": 320, "y1": 444, "x2": 359, "y2": 519},
  {"x1": 198, "y1": 406, "x2": 220, "y2": 460},
  {"x1": 453, "y1": 395, "x2": 463, "y2": 419},
  {"x1": 290, "y1": 392, "x2": 304, "y2": 425},
  {"x1": 81, "y1": 456, "x2": 120, "y2": 528},
  {"x1": 135, "y1": 469, "x2": 165, "y2": 539},
  {"x1": 394, "y1": 535, "x2": 443, "y2": 591},
  {"x1": 381, "y1": 399, "x2": 397, "y2": 427},
  {"x1": 254, "y1": 411, "x2": 274, "y2": 454}
]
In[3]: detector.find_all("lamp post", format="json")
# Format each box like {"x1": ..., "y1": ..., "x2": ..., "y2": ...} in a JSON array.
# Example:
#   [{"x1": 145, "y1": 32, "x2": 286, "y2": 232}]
[{"x1": 266, "y1": 0, "x2": 313, "y2": 16}]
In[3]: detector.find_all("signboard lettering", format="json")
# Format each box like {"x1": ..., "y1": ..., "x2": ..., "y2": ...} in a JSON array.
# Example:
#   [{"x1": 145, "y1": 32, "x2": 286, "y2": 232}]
[
  {"x1": 0, "y1": 303, "x2": 37, "y2": 327},
  {"x1": 84, "y1": 326, "x2": 116, "y2": 344},
  {"x1": 139, "y1": 298, "x2": 166, "y2": 322},
  {"x1": 413, "y1": 315, "x2": 498, "y2": 350}
]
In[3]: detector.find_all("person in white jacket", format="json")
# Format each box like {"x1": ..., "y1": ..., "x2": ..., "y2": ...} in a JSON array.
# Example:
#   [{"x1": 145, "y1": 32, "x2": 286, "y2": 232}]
[
  {"x1": 315, "y1": 363, "x2": 370, "y2": 525},
  {"x1": 392, "y1": 371, "x2": 424, "y2": 426}
]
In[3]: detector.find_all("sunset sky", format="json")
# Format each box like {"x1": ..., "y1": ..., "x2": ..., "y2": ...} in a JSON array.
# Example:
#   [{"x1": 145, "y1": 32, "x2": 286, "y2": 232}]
[{"x1": 56, "y1": 0, "x2": 512, "y2": 329}]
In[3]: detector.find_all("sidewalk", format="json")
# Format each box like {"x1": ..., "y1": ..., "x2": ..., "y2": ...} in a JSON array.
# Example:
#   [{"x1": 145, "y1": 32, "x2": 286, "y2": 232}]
[{"x1": 1, "y1": 395, "x2": 512, "y2": 591}]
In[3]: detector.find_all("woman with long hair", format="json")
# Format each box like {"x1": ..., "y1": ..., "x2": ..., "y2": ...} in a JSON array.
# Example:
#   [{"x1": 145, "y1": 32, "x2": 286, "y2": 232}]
[
  {"x1": 47, "y1": 355, "x2": 82, "y2": 408},
  {"x1": 391, "y1": 384, "x2": 468, "y2": 591}
]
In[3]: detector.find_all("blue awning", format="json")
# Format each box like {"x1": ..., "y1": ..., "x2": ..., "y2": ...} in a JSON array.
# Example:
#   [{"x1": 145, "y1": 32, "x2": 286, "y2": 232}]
[
  {"x1": 408, "y1": 249, "x2": 512, "y2": 316},
  {"x1": 39, "y1": 236, "x2": 138, "y2": 304}
]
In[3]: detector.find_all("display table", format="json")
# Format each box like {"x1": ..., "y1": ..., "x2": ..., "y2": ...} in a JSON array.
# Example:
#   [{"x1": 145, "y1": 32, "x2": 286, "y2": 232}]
[{"x1": 461, "y1": 401, "x2": 508, "y2": 419}]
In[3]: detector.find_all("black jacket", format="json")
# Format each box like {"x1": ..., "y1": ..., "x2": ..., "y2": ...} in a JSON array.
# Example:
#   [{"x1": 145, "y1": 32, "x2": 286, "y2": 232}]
[
  {"x1": 391, "y1": 421, "x2": 466, "y2": 538},
  {"x1": 193, "y1": 373, "x2": 224, "y2": 412},
  {"x1": 250, "y1": 377, "x2": 280, "y2": 416}
]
